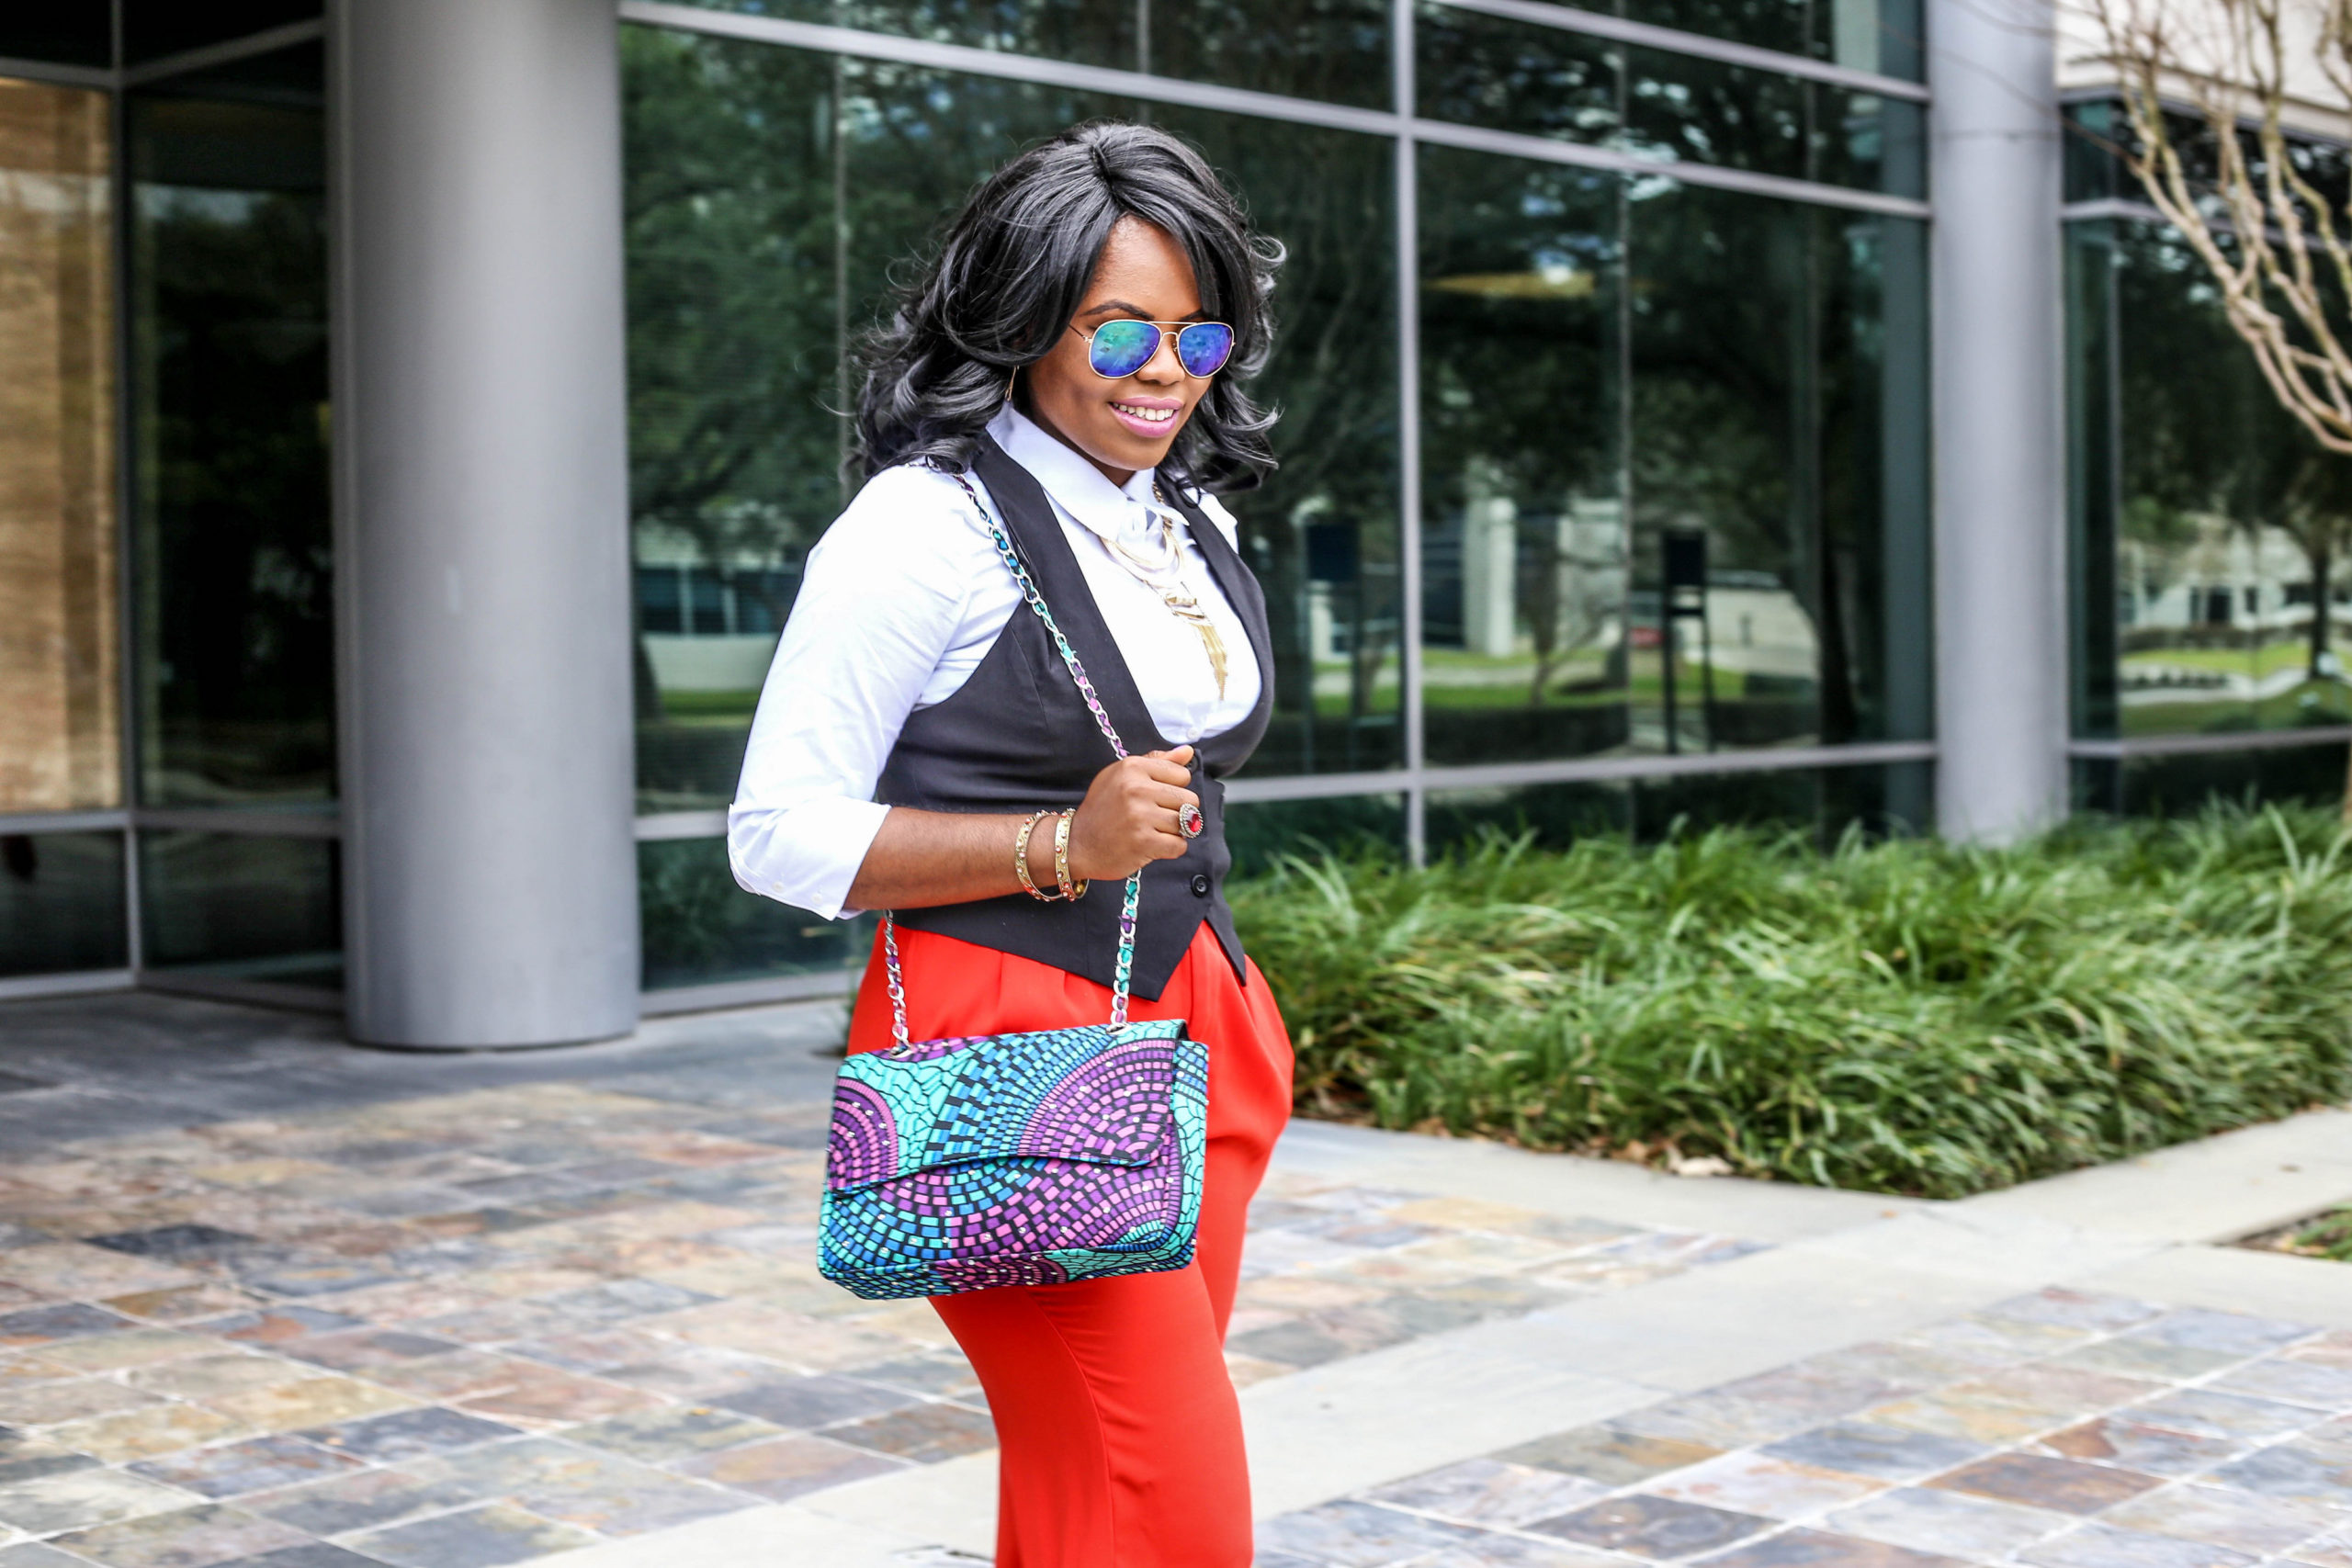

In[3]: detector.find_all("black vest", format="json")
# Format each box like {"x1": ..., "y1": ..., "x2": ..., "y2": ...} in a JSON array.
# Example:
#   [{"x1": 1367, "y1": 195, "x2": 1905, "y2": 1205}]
[{"x1": 876, "y1": 437, "x2": 1274, "y2": 999}]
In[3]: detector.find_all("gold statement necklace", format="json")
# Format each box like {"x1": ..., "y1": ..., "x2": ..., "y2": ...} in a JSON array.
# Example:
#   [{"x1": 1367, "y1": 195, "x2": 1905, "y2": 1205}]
[{"x1": 1091, "y1": 483, "x2": 1228, "y2": 698}]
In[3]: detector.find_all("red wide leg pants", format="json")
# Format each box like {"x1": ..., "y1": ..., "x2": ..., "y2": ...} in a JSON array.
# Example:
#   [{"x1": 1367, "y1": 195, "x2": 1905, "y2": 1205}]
[{"x1": 846, "y1": 923, "x2": 1295, "y2": 1568}]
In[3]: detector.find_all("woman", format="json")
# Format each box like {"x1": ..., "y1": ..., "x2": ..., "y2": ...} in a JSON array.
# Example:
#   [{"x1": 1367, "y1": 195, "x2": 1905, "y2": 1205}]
[{"x1": 729, "y1": 120, "x2": 1293, "y2": 1567}]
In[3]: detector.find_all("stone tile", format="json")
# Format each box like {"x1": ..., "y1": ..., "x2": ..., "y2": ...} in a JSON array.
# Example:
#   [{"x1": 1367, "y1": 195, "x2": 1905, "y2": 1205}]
[
  {"x1": 304, "y1": 1405, "x2": 524, "y2": 1462},
  {"x1": 1409, "y1": 1537, "x2": 1631, "y2": 1568},
  {"x1": 0, "y1": 1377, "x2": 164, "y2": 1426},
  {"x1": 1983, "y1": 1290, "x2": 2165, "y2": 1335},
  {"x1": 26, "y1": 1333, "x2": 206, "y2": 1377},
  {"x1": 852, "y1": 1353, "x2": 981, "y2": 1401},
  {"x1": 51, "y1": 1502, "x2": 310, "y2": 1568},
  {"x1": 1931, "y1": 1451, "x2": 2161, "y2": 1514},
  {"x1": 232, "y1": 1542, "x2": 395, "y2": 1568},
  {"x1": 1497, "y1": 1425, "x2": 1723, "y2": 1487},
  {"x1": 1961, "y1": 1364, "x2": 2163, "y2": 1422},
  {"x1": 2016, "y1": 1522, "x2": 2258, "y2": 1568},
  {"x1": 673, "y1": 1433, "x2": 904, "y2": 1501},
  {"x1": 2211, "y1": 1358, "x2": 2352, "y2": 1412},
  {"x1": 450, "y1": 1364, "x2": 659, "y2": 1428},
  {"x1": 534, "y1": 1280, "x2": 716, "y2": 1328},
  {"x1": 1762, "y1": 1422, "x2": 1990, "y2": 1483},
  {"x1": 242, "y1": 1467, "x2": 483, "y2": 1535},
  {"x1": 1616, "y1": 1392, "x2": 1814, "y2": 1449},
  {"x1": 277, "y1": 1328, "x2": 458, "y2": 1373},
  {"x1": 711, "y1": 1374, "x2": 917, "y2": 1430},
  {"x1": 1362, "y1": 1459, "x2": 1610, "y2": 1529},
  {"x1": 1252, "y1": 1500, "x2": 1487, "y2": 1566},
  {"x1": 0, "y1": 1304, "x2": 134, "y2": 1347},
  {"x1": 2288, "y1": 1528, "x2": 2352, "y2": 1568},
  {"x1": 0, "y1": 1466, "x2": 198, "y2": 1535},
  {"x1": 2053, "y1": 1337, "x2": 2240, "y2": 1382},
  {"x1": 564, "y1": 1404, "x2": 782, "y2": 1463},
  {"x1": 0, "y1": 1244, "x2": 199, "y2": 1300},
  {"x1": 199, "y1": 1376, "x2": 412, "y2": 1434},
  {"x1": 1900, "y1": 1314, "x2": 2086, "y2": 1364},
  {"x1": 1700, "y1": 1528, "x2": 1976, "y2": 1568},
  {"x1": 345, "y1": 1501, "x2": 597, "y2": 1568},
  {"x1": 200, "y1": 1308, "x2": 361, "y2": 1346},
  {"x1": 0, "y1": 1545, "x2": 101, "y2": 1568},
  {"x1": 2036, "y1": 1416, "x2": 2241, "y2": 1476},
  {"x1": 2129, "y1": 1388, "x2": 2323, "y2": 1442},
  {"x1": 127, "y1": 1353, "x2": 313, "y2": 1401},
  {"x1": 2204, "y1": 1440, "x2": 2352, "y2": 1506},
  {"x1": 83, "y1": 1225, "x2": 259, "y2": 1263},
  {"x1": 128, "y1": 1435, "x2": 362, "y2": 1498},
  {"x1": 418, "y1": 1438, "x2": 749, "y2": 1537},
  {"x1": 61, "y1": 1407, "x2": 257, "y2": 1468},
  {"x1": 1647, "y1": 1452, "x2": 1886, "y2": 1519},
  {"x1": 1826, "y1": 1486, "x2": 2072, "y2": 1556},
  {"x1": 596, "y1": 1346, "x2": 783, "y2": 1402},
  {"x1": 1853, "y1": 1389, "x2": 2053, "y2": 1446},
  {"x1": 2124, "y1": 1308, "x2": 2316, "y2": 1359},
  {"x1": 361, "y1": 1349, "x2": 533, "y2": 1401},
  {"x1": 2102, "y1": 1480, "x2": 2346, "y2": 1552},
  {"x1": 822, "y1": 1400, "x2": 995, "y2": 1463},
  {"x1": 1532, "y1": 1495, "x2": 1775, "y2": 1558}
]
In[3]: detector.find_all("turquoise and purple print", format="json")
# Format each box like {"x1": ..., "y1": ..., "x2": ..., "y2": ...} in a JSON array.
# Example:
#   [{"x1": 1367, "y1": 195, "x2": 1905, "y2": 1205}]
[{"x1": 818, "y1": 1021, "x2": 1209, "y2": 1300}]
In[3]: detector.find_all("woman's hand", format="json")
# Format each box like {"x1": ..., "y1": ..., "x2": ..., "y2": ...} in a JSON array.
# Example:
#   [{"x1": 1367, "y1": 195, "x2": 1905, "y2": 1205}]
[{"x1": 1067, "y1": 747, "x2": 1198, "y2": 882}]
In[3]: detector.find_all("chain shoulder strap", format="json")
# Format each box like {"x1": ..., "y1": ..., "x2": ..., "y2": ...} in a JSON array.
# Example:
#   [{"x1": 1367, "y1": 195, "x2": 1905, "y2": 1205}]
[{"x1": 880, "y1": 471, "x2": 1145, "y2": 1046}]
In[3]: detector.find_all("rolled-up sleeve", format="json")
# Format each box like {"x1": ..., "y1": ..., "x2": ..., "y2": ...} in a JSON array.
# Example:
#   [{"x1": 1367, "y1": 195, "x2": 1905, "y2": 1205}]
[{"x1": 726, "y1": 468, "x2": 981, "y2": 919}]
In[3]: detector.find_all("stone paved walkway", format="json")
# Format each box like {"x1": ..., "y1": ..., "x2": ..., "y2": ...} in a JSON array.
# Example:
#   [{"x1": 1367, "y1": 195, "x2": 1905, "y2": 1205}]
[{"x1": 0, "y1": 992, "x2": 2347, "y2": 1567}]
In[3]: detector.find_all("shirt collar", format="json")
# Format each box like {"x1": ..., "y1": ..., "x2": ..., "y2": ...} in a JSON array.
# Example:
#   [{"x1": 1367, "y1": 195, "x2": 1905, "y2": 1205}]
[{"x1": 986, "y1": 403, "x2": 1162, "y2": 541}]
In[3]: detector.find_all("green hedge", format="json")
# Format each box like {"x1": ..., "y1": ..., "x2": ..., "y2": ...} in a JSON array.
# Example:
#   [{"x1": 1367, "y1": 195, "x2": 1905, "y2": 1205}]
[{"x1": 1229, "y1": 804, "x2": 2352, "y2": 1199}]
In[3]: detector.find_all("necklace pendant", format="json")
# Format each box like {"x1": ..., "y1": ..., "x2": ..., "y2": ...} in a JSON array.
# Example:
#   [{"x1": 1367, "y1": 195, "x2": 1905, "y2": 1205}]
[{"x1": 1200, "y1": 622, "x2": 1228, "y2": 699}]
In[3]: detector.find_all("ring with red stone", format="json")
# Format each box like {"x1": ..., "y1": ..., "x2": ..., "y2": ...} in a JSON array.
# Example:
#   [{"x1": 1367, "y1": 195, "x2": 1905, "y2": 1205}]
[{"x1": 1177, "y1": 802, "x2": 1204, "y2": 840}]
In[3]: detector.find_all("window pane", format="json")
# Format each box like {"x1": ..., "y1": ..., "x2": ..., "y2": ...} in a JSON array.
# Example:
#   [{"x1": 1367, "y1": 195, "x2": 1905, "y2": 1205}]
[
  {"x1": 122, "y1": 1, "x2": 319, "y2": 66},
  {"x1": 1418, "y1": 5, "x2": 1925, "y2": 197},
  {"x1": 1153, "y1": 107, "x2": 1404, "y2": 775},
  {"x1": 1572, "y1": 0, "x2": 1923, "y2": 81},
  {"x1": 1627, "y1": 184, "x2": 1929, "y2": 753},
  {"x1": 666, "y1": 0, "x2": 1390, "y2": 106},
  {"x1": 639, "y1": 835, "x2": 862, "y2": 989},
  {"x1": 1430, "y1": 762, "x2": 1928, "y2": 850},
  {"x1": 130, "y1": 45, "x2": 334, "y2": 806},
  {"x1": 0, "y1": 79, "x2": 119, "y2": 814},
  {"x1": 0, "y1": 830, "x2": 125, "y2": 978},
  {"x1": 1419, "y1": 148, "x2": 1630, "y2": 764},
  {"x1": 139, "y1": 829, "x2": 341, "y2": 986},
  {"x1": 2070, "y1": 217, "x2": 2351, "y2": 741},
  {"x1": 0, "y1": 12, "x2": 111, "y2": 68},
  {"x1": 2075, "y1": 746, "x2": 2349, "y2": 818},
  {"x1": 1227, "y1": 793, "x2": 1405, "y2": 873}
]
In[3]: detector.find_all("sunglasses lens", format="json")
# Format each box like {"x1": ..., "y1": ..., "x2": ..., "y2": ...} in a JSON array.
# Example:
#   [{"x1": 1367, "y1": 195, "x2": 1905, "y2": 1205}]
[
  {"x1": 1088, "y1": 320, "x2": 1159, "y2": 378},
  {"x1": 1176, "y1": 321, "x2": 1235, "y2": 377}
]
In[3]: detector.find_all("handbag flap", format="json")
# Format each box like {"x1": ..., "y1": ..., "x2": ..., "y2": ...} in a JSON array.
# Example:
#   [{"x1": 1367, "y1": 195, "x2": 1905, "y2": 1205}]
[{"x1": 826, "y1": 1020, "x2": 1190, "y2": 1192}]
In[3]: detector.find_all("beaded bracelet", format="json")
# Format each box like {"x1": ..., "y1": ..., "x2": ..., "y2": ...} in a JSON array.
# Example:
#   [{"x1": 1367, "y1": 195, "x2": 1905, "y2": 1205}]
[
  {"x1": 1053, "y1": 808, "x2": 1089, "y2": 900},
  {"x1": 1012, "y1": 809, "x2": 1059, "y2": 901}
]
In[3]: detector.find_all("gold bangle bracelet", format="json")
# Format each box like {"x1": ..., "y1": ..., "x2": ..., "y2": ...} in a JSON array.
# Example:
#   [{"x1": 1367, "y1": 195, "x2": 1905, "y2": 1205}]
[
  {"x1": 1053, "y1": 809, "x2": 1088, "y2": 900},
  {"x1": 1013, "y1": 809, "x2": 1058, "y2": 901}
]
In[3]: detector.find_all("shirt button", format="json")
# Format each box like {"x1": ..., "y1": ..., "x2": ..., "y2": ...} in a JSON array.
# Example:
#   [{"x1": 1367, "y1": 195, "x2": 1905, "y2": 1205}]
[{"x1": 1190, "y1": 874, "x2": 1211, "y2": 897}]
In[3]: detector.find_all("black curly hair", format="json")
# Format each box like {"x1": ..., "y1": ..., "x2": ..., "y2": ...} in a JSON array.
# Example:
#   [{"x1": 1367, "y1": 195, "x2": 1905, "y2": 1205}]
[{"x1": 853, "y1": 119, "x2": 1283, "y2": 493}]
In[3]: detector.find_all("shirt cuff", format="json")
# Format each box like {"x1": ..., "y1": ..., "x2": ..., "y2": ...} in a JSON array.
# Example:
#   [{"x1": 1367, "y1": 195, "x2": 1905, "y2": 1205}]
[{"x1": 727, "y1": 796, "x2": 892, "y2": 921}]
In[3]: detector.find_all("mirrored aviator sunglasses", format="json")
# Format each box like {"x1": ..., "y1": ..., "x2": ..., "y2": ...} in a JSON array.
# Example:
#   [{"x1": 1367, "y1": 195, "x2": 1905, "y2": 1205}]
[{"x1": 1080, "y1": 319, "x2": 1236, "y2": 379}]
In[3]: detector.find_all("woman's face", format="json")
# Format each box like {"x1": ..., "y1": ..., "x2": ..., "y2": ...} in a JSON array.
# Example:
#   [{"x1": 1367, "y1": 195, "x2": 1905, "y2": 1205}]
[{"x1": 1020, "y1": 216, "x2": 1213, "y2": 486}]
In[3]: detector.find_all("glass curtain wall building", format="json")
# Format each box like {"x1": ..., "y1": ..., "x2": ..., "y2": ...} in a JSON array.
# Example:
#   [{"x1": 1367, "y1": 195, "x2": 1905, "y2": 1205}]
[
  {"x1": 616, "y1": 0, "x2": 1935, "y2": 1000},
  {"x1": 2063, "y1": 99, "x2": 2352, "y2": 815},
  {"x1": 1, "y1": 8, "x2": 335, "y2": 1006},
  {"x1": 22, "y1": 0, "x2": 2287, "y2": 1037}
]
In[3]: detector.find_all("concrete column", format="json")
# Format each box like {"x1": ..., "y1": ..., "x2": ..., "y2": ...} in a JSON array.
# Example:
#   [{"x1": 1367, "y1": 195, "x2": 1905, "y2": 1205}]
[
  {"x1": 1928, "y1": 0, "x2": 2068, "y2": 840},
  {"x1": 329, "y1": 0, "x2": 639, "y2": 1046}
]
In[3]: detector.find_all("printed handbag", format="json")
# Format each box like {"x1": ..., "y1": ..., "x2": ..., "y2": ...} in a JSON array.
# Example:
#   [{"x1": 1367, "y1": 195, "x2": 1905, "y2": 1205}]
[{"x1": 816, "y1": 475, "x2": 1211, "y2": 1301}]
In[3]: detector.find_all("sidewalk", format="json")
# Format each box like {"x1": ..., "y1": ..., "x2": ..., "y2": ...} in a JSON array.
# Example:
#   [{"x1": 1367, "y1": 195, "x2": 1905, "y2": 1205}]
[{"x1": 0, "y1": 993, "x2": 2346, "y2": 1567}]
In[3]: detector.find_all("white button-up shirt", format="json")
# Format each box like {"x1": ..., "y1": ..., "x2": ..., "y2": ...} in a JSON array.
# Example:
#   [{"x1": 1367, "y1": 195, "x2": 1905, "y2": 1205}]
[{"x1": 727, "y1": 404, "x2": 1263, "y2": 920}]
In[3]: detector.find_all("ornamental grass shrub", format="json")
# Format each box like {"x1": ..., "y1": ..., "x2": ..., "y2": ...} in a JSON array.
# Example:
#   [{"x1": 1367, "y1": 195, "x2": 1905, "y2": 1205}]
[{"x1": 1227, "y1": 803, "x2": 2352, "y2": 1200}]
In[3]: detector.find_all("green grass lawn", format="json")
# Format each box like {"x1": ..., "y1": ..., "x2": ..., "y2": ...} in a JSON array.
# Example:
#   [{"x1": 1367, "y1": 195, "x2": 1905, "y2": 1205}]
[{"x1": 1230, "y1": 803, "x2": 2352, "y2": 1199}]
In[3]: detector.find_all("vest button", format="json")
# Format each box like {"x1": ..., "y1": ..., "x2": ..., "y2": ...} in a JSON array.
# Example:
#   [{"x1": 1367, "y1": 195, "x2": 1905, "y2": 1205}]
[{"x1": 1189, "y1": 873, "x2": 1211, "y2": 897}]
